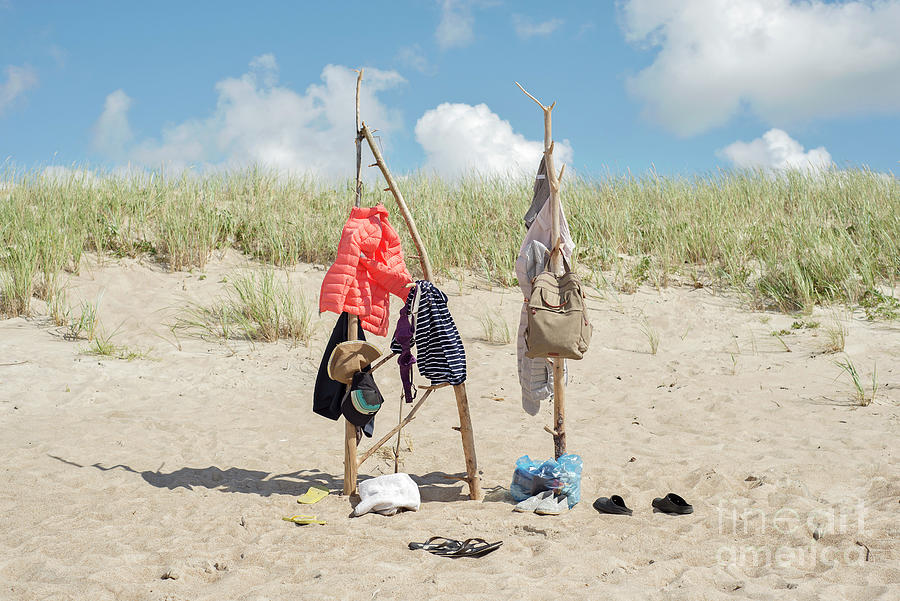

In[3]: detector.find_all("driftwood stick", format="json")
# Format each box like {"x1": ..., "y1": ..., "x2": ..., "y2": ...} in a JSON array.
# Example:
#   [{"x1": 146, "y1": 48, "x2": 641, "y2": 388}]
[
  {"x1": 393, "y1": 387, "x2": 403, "y2": 473},
  {"x1": 343, "y1": 315, "x2": 360, "y2": 495},
  {"x1": 515, "y1": 81, "x2": 544, "y2": 109},
  {"x1": 357, "y1": 388, "x2": 434, "y2": 467},
  {"x1": 342, "y1": 279, "x2": 362, "y2": 493},
  {"x1": 551, "y1": 360, "x2": 566, "y2": 458},
  {"x1": 354, "y1": 68, "x2": 364, "y2": 208},
  {"x1": 419, "y1": 382, "x2": 451, "y2": 391},
  {"x1": 368, "y1": 352, "x2": 397, "y2": 374},
  {"x1": 343, "y1": 68, "x2": 366, "y2": 496},
  {"x1": 360, "y1": 123, "x2": 433, "y2": 281},
  {"x1": 518, "y1": 81, "x2": 567, "y2": 459},
  {"x1": 453, "y1": 383, "x2": 482, "y2": 500},
  {"x1": 516, "y1": 82, "x2": 555, "y2": 151},
  {"x1": 546, "y1": 134, "x2": 567, "y2": 460}
]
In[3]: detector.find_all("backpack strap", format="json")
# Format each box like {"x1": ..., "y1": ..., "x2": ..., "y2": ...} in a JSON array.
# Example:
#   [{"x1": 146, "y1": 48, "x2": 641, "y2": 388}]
[{"x1": 544, "y1": 242, "x2": 572, "y2": 274}]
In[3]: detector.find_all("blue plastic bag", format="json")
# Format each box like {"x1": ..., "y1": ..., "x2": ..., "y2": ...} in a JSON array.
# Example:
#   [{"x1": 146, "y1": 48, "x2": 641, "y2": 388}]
[{"x1": 510, "y1": 454, "x2": 583, "y2": 508}]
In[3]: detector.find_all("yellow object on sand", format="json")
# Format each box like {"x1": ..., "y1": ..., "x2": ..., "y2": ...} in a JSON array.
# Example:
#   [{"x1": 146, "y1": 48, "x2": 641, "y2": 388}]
[
  {"x1": 297, "y1": 486, "x2": 329, "y2": 504},
  {"x1": 282, "y1": 514, "x2": 326, "y2": 526}
]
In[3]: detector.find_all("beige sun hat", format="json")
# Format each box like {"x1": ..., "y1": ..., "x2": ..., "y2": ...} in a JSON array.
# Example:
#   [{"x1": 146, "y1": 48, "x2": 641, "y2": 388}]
[{"x1": 327, "y1": 341, "x2": 383, "y2": 384}]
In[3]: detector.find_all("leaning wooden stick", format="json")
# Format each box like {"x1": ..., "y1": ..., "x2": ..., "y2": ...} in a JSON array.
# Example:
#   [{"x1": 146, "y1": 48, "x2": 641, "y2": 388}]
[
  {"x1": 452, "y1": 382, "x2": 481, "y2": 498},
  {"x1": 354, "y1": 68, "x2": 363, "y2": 209},
  {"x1": 343, "y1": 68, "x2": 366, "y2": 496},
  {"x1": 360, "y1": 123, "x2": 433, "y2": 281},
  {"x1": 516, "y1": 82, "x2": 567, "y2": 459},
  {"x1": 357, "y1": 388, "x2": 435, "y2": 467},
  {"x1": 360, "y1": 126, "x2": 482, "y2": 500}
]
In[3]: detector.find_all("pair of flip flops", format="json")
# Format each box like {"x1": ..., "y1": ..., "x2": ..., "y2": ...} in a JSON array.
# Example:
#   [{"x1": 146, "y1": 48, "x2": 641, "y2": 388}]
[
  {"x1": 408, "y1": 536, "x2": 503, "y2": 558},
  {"x1": 593, "y1": 493, "x2": 693, "y2": 515},
  {"x1": 283, "y1": 487, "x2": 331, "y2": 525}
]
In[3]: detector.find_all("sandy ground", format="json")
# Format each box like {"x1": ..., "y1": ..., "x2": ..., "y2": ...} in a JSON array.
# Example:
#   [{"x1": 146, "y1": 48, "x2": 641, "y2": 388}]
[{"x1": 1, "y1": 250, "x2": 898, "y2": 600}]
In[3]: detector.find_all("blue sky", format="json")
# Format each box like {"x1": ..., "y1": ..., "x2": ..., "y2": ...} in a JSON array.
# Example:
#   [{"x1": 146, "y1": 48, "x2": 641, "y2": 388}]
[{"x1": 1, "y1": 0, "x2": 898, "y2": 179}]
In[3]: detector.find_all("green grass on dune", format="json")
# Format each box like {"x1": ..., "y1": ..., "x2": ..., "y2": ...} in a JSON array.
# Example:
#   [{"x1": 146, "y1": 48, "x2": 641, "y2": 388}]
[{"x1": 1, "y1": 165, "x2": 898, "y2": 318}]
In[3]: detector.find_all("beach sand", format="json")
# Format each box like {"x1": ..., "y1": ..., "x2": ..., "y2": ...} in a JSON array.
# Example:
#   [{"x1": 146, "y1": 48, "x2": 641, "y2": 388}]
[{"x1": 1, "y1": 251, "x2": 898, "y2": 600}]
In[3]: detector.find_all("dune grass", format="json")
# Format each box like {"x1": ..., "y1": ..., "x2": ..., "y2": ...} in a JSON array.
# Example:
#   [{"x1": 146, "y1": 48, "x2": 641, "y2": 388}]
[
  {"x1": 172, "y1": 270, "x2": 313, "y2": 345},
  {"x1": 1, "y1": 165, "x2": 898, "y2": 320},
  {"x1": 834, "y1": 355, "x2": 878, "y2": 406},
  {"x1": 478, "y1": 309, "x2": 512, "y2": 345}
]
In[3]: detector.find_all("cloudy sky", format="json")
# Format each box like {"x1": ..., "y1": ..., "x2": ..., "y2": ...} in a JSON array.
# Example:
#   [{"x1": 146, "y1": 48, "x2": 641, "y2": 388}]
[{"x1": 1, "y1": 0, "x2": 898, "y2": 178}]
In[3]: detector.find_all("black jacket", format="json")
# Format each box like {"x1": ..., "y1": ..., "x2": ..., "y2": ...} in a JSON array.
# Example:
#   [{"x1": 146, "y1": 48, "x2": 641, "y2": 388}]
[{"x1": 313, "y1": 312, "x2": 374, "y2": 436}]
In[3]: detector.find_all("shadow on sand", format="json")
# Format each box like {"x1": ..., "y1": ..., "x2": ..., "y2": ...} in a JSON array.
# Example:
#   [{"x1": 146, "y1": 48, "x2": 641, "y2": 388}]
[
  {"x1": 49, "y1": 454, "x2": 340, "y2": 497},
  {"x1": 48, "y1": 455, "x2": 469, "y2": 502}
]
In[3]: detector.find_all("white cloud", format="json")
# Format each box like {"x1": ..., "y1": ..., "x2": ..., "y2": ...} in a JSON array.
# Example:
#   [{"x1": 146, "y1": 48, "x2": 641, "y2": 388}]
[
  {"x1": 719, "y1": 128, "x2": 832, "y2": 173},
  {"x1": 512, "y1": 15, "x2": 563, "y2": 39},
  {"x1": 620, "y1": 0, "x2": 900, "y2": 136},
  {"x1": 41, "y1": 165, "x2": 97, "y2": 183},
  {"x1": 0, "y1": 64, "x2": 38, "y2": 115},
  {"x1": 576, "y1": 22, "x2": 596, "y2": 38},
  {"x1": 436, "y1": 0, "x2": 475, "y2": 49},
  {"x1": 397, "y1": 44, "x2": 434, "y2": 75},
  {"x1": 40, "y1": 164, "x2": 151, "y2": 184},
  {"x1": 415, "y1": 102, "x2": 574, "y2": 178},
  {"x1": 92, "y1": 89, "x2": 134, "y2": 157},
  {"x1": 93, "y1": 57, "x2": 406, "y2": 177},
  {"x1": 48, "y1": 45, "x2": 68, "y2": 69},
  {"x1": 248, "y1": 53, "x2": 278, "y2": 87}
]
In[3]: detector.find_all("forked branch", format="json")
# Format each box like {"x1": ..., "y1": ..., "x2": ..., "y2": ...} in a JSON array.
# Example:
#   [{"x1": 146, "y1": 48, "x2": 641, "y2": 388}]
[
  {"x1": 516, "y1": 82, "x2": 556, "y2": 151},
  {"x1": 516, "y1": 80, "x2": 568, "y2": 459}
]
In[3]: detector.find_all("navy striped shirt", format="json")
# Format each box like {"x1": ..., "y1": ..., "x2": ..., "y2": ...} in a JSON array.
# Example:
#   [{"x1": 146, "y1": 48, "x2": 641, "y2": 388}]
[{"x1": 391, "y1": 281, "x2": 467, "y2": 385}]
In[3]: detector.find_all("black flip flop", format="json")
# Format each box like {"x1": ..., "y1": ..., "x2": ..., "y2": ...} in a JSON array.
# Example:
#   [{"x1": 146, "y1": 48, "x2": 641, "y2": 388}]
[
  {"x1": 408, "y1": 536, "x2": 464, "y2": 554},
  {"x1": 593, "y1": 495, "x2": 633, "y2": 515},
  {"x1": 431, "y1": 538, "x2": 503, "y2": 558},
  {"x1": 652, "y1": 493, "x2": 693, "y2": 514}
]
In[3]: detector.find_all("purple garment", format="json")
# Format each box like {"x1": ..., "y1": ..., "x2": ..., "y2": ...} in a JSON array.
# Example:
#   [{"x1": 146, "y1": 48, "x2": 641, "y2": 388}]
[{"x1": 392, "y1": 301, "x2": 417, "y2": 404}]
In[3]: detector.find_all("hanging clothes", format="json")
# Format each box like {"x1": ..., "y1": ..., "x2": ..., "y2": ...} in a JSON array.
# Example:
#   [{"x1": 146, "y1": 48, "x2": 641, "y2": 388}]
[
  {"x1": 391, "y1": 291, "x2": 418, "y2": 404},
  {"x1": 391, "y1": 281, "x2": 466, "y2": 386},
  {"x1": 319, "y1": 204, "x2": 413, "y2": 337},
  {"x1": 312, "y1": 312, "x2": 374, "y2": 437},
  {"x1": 514, "y1": 169, "x2": 575, "y2": 415},
  {"x1": 516, "y1": 240, "x2": 568, "y2": 415},
  {"x1": 523, "y1": 156, "x2": 550, "y2": 230}
]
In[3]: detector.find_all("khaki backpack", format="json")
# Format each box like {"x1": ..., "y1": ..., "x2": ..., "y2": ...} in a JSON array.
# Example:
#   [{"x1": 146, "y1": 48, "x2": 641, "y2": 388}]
[{"x1": 525, "y1": 256, "x2": 592, "y2": 360}]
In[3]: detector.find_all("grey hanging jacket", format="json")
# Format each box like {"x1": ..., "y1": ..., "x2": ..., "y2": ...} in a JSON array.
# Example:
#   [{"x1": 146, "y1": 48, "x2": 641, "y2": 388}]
[{"x1": 523, "y1": 156, "x2": 550, "y2": 230}]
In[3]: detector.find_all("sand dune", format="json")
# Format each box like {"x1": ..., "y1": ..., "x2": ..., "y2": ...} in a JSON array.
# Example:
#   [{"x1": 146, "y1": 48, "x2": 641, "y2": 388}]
[{"x1": 1, "y1": 252, "x2": 898, "y2": 600}]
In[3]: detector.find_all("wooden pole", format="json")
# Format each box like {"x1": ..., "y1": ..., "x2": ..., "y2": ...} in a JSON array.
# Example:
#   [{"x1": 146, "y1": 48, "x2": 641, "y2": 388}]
[
  {"x1": 354, "y1": 69, "x2": 363, "y2": 209},
  {"x1": 342, "y1": 68, "x2": 365, "y2": 496},
  {"x1": 360, "y1": 124, "x2": 433, "y2": 281},
  {"x1": 516, "y1": 82, "x2": 567, "y2": 459},
  {"x1": 393, "y1": 385, "x2": 402, "y2": 473},
  {"x1": 342, "y1": 386, "x2": 359, "y2": 494},
  {"x1": 357, "y1": 387, "x2": 436, "y2": 467},
  {"x1": 360, "y1": 125, "x2": 481, "y2": 500},
  {"x1": 453, "y1": 383, "x2": 482, "y2": 500}
]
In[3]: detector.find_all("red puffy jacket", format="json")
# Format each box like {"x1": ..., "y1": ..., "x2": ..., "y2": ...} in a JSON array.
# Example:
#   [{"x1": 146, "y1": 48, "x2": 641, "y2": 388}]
[{"x1": 319, "y1": 205, "x2": 413, "y2": 336}]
